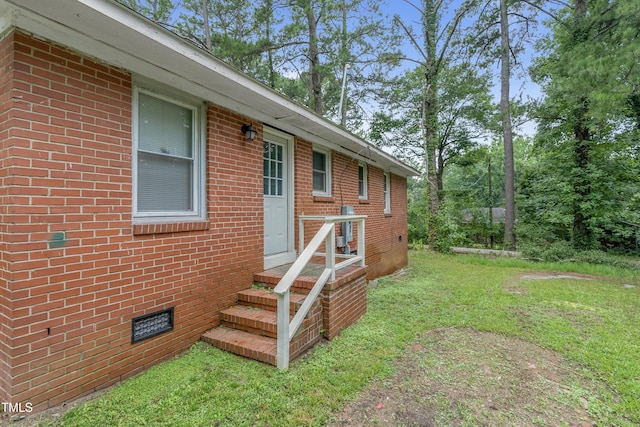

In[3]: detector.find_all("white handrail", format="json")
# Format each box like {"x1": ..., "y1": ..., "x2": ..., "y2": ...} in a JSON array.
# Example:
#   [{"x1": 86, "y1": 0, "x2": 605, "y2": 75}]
[
  {"x1": 273, "y1": 215, "x2": 366, "y2": 369},
  {"x1": 274, "y1": 222, "x2": 334, "y2": 295},
  {"x1": 274, "y1": 222, "x2": 335, "y2": 369}
]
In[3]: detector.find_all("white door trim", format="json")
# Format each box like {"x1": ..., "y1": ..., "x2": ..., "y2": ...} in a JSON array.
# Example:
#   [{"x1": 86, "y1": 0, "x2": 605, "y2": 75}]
[{"x1": 263, "y1": 126, "x2": 296, "y2": 269}]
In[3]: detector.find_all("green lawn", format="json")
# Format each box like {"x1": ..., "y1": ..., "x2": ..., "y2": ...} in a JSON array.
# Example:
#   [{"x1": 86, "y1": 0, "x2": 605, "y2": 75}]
[{"x1": 44, "y1": 251, "x2": 639, "y2": 426}]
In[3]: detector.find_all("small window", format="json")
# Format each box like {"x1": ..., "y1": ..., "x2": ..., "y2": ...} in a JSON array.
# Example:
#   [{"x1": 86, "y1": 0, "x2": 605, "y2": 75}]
[
  {"x1": 384, "y1": 172, "x2": 391, "y2": 214},
  {"x1": 312, "y1": 147, "x2": 331, "y2": 195},
  {"x1": 358, "y1": 162, "x2": 368, "y2": 199},
  {"x1": 133, "y1": 86, "x2": 205, "y2": 222}
]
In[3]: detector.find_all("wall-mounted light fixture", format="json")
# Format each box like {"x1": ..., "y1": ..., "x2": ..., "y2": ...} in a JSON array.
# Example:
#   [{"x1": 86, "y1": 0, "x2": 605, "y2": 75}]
[{"x1": 241, "y1": 124, "x2": 257, "y2": 141}]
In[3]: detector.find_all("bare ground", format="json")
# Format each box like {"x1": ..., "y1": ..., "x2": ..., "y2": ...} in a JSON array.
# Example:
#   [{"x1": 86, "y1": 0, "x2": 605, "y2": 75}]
[
  {"x1": 328, "y1": 329, "x2": 602, "y2": 427},
  {"x1": 328, "y1": 272, "x2": 614, "y2": 426}
]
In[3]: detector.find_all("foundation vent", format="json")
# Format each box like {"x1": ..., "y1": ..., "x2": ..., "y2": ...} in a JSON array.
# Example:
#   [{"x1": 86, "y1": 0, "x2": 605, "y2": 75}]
[{"x1": 131, "y1": 307, "x2": 174, "y2": 343}]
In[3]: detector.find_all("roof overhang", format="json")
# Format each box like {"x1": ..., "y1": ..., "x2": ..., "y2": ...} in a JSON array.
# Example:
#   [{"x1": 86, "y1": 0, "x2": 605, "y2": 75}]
[{"x1": 0, "y1": 0, "x2": 419, "y2": 177}]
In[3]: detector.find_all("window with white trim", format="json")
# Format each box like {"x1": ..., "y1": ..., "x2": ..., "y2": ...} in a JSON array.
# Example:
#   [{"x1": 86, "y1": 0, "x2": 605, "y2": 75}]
[
  {"x1": 358, "y1": 162, "x2": 368, "y2": 199},
  {"x1": 384, "y1": 172, "x2": 391, "y2": 214},
  {"x1": 133, "y1": 86, "x2": 205, "y2": 221},
  {"x1": 312, "y1": 147, "x2": 331, "y2": 195}
]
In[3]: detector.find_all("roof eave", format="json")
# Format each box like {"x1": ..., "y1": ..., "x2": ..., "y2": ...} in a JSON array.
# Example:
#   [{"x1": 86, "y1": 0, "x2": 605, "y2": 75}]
[{"x1": 1, "y1": 0, "x2": 419, "y2": 177}]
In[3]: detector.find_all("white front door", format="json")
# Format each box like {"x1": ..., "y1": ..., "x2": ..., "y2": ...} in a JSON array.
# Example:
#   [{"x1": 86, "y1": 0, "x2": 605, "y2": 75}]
[{"x1": 263, "y1": 129, "x2": 295, "y2": 268}]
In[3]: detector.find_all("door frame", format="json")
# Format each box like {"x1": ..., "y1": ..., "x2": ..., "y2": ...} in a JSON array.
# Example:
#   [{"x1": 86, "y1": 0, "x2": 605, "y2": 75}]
[{"x1": 263, "y1": 126, "x2": 296, "y2": 269}]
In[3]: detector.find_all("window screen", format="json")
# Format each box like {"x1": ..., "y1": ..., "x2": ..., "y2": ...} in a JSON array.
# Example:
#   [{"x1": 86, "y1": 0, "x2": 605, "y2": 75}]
[
  {"x1": 136, "y1": 92, "x2": 196, "y2": 213},
  {"x1": 384, "y1": 173, "x2": 391, "y2": 213},
  {"x1": 358, "y1": 163, "x2": 367, "y2": 198},
  {"x1": 313, "y1": 150, "x2": 327, "y2": 192}
]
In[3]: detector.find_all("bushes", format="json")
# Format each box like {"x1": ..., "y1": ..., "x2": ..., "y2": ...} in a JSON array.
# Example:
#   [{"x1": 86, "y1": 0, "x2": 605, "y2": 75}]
[
  {"x1": 519, "y1": 240, "x2": 640, "y2": 271},
  {"x1": 516, "y1": 221, "x2": 640, "y2": 270},
  {"x1": 433, "y1": 207, "x2": 468, "y2": 253},
  {"x1": 519, "y1": 240, "x2": 577, "y2": 261}
]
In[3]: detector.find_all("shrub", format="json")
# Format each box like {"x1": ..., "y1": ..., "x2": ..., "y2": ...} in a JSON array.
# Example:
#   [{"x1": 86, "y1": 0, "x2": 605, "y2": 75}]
[{"x1": 519, "y1": 240, "x2": 577, "y2": 262}]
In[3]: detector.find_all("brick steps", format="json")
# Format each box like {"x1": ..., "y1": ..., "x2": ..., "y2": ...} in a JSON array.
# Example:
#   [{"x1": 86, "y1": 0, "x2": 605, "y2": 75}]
[
  {"x1": 201, "y1": 287, "x2": 322, "y2": 366},
  {"x1": 237, "y1": 288, "x2": 306, "y2": 311},
  {"x1": 202, "y1": 326, "x2": 277, "y2": 365},
  {"x1": 221, "y1": 305, "x2": 278, "y2": 338}
]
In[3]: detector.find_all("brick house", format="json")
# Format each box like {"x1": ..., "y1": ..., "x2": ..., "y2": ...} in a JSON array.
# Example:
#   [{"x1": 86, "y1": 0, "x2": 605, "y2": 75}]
[{"x1": 0, "y1": 0, "x2": 418, "y2": 412}]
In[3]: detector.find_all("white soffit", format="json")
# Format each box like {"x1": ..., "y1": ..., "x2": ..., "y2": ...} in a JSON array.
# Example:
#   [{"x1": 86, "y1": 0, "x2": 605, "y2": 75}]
[{"x1": 2, "y1": 0, "x2": 418, "y2": 177}]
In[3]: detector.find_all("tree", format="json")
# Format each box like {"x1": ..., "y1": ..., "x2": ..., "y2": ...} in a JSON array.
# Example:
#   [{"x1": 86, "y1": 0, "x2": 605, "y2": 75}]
[
  {"x1": 371, "y1": 62, "x2": 492, "y2": 178},
  {"x1": 370, "y1": 60, "x2": 493, "y2": 253},
  {"x1": 179, "y1": 0, "x2": 262, "y2": 71},
  {"x1": 461, "y1": 0, "x2": 551, "y2": 250},
  {"x1": 436, "y1": 62, "x2": 493, "y2": 195},
  {"x1": 282, "y1": 0, "x2": 401, "y2": 122},
  {"x1": 255, "y1": 0, "x2": 279, "y2": 88},
  {"x1": 285, "y1": 0, "x2": 327, "y2": 114},
  {"x1": 499, "y1": 0, "x2": 516, "y2": 250},
  {"x1": 530, "y1": 0, "x2": 640, "y2": 250},
  {"x1": 329, "y1": 0, "x2": 402, "y2": 129},
  {"x1": 383, "y1": 0, "x2": 477, "y2": 250},
  {"x1": 117, "y1": 0, "x2": 399, "y2": 129},
  {"x1": 445, "y1": 135, "x2": 536, "y2": 247}
]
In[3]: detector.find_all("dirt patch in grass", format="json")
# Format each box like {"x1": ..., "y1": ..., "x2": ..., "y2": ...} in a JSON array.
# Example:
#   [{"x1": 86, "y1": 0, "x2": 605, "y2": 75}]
[
  {"x1": 504, "y1": 271, "x2": 616, "y2": 295},
  {"x1": 519, "y1": 272, "x2": 599, "y2": 280},
  {"x1": 329, "y1": 328, "x2": 601, "y2": 427}
]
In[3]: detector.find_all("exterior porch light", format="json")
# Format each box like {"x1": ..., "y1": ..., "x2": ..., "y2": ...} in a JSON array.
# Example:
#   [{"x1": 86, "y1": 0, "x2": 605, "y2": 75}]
[{"x1": 241, "y1": 123, "x2": 257, "y2": 141}]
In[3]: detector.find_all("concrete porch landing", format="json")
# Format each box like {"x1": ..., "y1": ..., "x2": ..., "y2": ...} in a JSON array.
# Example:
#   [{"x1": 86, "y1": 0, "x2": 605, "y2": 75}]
[{"x1": 263, "y1": 262, "x2": 329, "y2": 276}]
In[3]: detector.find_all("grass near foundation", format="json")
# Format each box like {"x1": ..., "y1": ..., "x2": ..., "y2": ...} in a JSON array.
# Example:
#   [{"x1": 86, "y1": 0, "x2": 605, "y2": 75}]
[{"x1": 34, "y1": 251, "x2": 640, "y2": 426}]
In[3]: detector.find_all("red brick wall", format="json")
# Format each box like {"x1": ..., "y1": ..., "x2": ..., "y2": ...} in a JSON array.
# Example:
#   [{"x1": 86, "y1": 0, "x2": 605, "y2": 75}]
[
  {"x1": 321, "y1": 269, "x2": 367, "y2": 340},
  {"x1": 3, "y1": 30, "x2": 134, "y2": 409},
  {"x1": 0, "y1": 31, "x2": 263, "y2": 411},
  {"x1": 294, "y1": 139, "x2": 408, "y2": 279},
  {"x1": 0, "y1": 31, "x2": 16, "y2": 406},
  {"x1": 1, "y1": 29, "x2": 408, "y2": 411}
]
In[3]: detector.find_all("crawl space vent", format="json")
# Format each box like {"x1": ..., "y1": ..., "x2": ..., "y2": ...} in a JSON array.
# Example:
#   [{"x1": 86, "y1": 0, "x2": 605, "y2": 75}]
[{"x1": 131, "y1": 307, "x2": 174, "y2": 343}]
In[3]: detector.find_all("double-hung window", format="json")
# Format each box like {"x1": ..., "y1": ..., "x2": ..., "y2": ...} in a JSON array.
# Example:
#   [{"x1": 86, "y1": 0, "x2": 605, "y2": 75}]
[
  {"x1": 312, "y1": 147, "x2": 331, "y2": 196},
  {"x1": 358, "y1": 162, "x2": 368, "y2": 199},
  {"x1": 133, "y1": 86, "x2": 205, "y2": 222},
  {"x1": 384, "y1": 172, "x2": 391, "y2": 214}
]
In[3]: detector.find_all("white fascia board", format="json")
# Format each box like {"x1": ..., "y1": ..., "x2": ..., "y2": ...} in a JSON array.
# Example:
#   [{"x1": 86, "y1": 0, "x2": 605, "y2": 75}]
[
  {"x1": 0, "y1": 3, "x2": 14, "y2": 36},
  {"x1": 6, "y1": 0, "x2": 288, "y2": 105},
  {"x1": 2, "y1": 0, "x2": 418, "y2": 177}
]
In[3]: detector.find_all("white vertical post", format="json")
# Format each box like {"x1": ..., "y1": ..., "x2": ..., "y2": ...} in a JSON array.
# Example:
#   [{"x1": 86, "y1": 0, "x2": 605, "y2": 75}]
[
  {"x1": 357, "y1": 218, "x2": 365, "y2": 267},
  {"x1": 298, "y1": 217, "x2": 304, "y2": 255},
  {"x1": 326, "y1": 223, "x2": 336, "y2": 281},
  {"x1": 276, "y1": 292, "x2": 290, "y2": 369}
]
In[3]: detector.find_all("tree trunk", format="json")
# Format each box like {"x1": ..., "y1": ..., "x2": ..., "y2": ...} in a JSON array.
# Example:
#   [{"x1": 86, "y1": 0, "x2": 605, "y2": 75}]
[
  {"x1": 488, "y1": 155, "x2": 494, "y2": 249},
  {"x1": 573, "y1": 105, "x2": 592, "y2": 249},
  {"x1": 436, "y1": 146, "x2": 444, "y2": 198},
  {"x1": 423, "y1": 0, "x2": 439, "y2": 250},
  {"x1": 265, "y1": 0, "x2": 276, "y2": 88},
  {"x1": 306, "y1": 4, "x2": 323, "y2": 114},
  {"x1": 571, "y1": 0, "x2": 593, "y2": 249},
  {"x1": 426, "y1": 115, "x2": 439, "y2": 250},
  {"x1": 500, "y1": 0, "x2": 516, "y2": 251},
  {"x1": 201, "y1": 0, "x2": 212, "y2": 51},
  {"x1": 340, "y1": 0, "x2": 348, "y2": 126}
]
